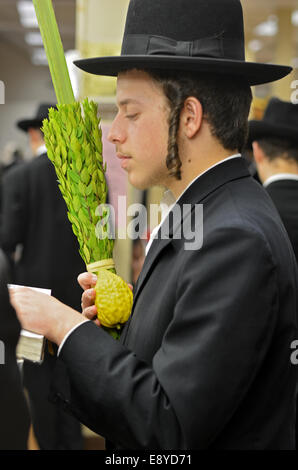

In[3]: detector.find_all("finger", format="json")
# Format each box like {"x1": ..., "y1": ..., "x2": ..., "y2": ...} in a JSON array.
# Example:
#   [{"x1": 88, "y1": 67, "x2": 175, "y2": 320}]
[
  {"x1": 128, "y1": 283, "x2": 133, "y2": 291},
  {"x1": 81, "y1": 288, "x2": 96, "y2": 310},
  {"x1": 8, "y1": 289, "x2": 26, "y2": 309},
  {"x1": 8, "y1": 286, "x2": 29, "y2": 299},
  {"x1": 77, "y1": 272, "x2": 97, "y2": 291},
  {"x1": 93, "y1": 318, "x2": 101, "y2": 327},
  {"x1": 82, "y1": 305, "x2": 98, "y2": 321}
]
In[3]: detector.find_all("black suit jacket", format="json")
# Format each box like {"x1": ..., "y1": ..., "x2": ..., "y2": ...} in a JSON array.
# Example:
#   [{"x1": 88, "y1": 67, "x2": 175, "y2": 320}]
[
  {"x1": 0, "y1": 249, "x2": 30, "y2": 449},
  {"x1": 51, "y1": 157, "x2": 298, "y2": 449},
  {"x1": 0, "y1": 153, "x2": 85, "y2": 310},
  {"x1": 266, "y1": 180, "x2": 298, "y2": 263}
]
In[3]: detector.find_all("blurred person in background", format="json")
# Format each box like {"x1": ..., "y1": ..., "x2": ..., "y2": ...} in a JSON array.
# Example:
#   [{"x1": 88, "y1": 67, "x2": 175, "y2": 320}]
[
  {"x1": 249, "y1": 98, "x2": 298, "y2": 262},
  {"x1": 0, "y1": 141, "x2": 23, "y2": 174},
  {"x1": 0, "y1": 141, "x2": 23, "y2": 230},
  {"x1": 249, "y1": 98, "x2": 298, "y2": 449},
  {"x1": 0, "y1": 104, "x2": 85, "y2": 450},
  {"x1": 0, "y1": 248, "x2": 30, "y2": 450}
]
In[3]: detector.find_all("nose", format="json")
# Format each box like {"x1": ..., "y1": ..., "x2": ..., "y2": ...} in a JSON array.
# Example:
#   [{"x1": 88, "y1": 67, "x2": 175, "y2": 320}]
[{"x1": 107, "y1": 113, "x2": 126, "y2": 145}]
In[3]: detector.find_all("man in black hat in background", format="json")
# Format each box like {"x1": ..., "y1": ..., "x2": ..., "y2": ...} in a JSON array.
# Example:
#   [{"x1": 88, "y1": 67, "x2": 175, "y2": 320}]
[
  {"x1": 10, "y1": 0, "x2": 298, "y2": 450},
  {"x1": 1, "y1": 104, "x2": 84, "y2": 450},
  {"x1": 249, "y1": 98, "x2": 298, "y2": 262},
  {"x1": 249, "y1": 98, "x2": 298, "y2": 449},
  {"x1": 0, "y1": 248, "x2": 30, "y2": 449}
]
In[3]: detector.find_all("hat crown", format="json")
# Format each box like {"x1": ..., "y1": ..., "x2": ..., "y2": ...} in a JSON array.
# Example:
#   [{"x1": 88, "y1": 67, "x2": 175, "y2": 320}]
[
  {"x1": 264, "y1": 98, "x2": 298, "y2": 129},
  {"x1": 73, "y1": 0, "x2": 292, "y2": 86},
  {"x1": 17, "y1": 103, "x2": 57, "y2": 132},
  {"x1": 35, "y1": 103, "x2": 57, "y2": 122},
  {"x1": 122, "y1": 0, "x2": 245, "y2": 61}
]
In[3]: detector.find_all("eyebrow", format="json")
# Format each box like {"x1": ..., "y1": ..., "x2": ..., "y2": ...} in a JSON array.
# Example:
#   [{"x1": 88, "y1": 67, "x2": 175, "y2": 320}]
[{"x1": 118, "y1": 98, "x2": 141, "y2": 107}]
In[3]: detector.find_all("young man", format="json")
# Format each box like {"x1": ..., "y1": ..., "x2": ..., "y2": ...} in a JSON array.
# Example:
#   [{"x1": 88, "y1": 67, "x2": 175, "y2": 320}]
[
  {"x1": 10, "y1": 0, "x2": 298, "y2": 449},
  {"x1": 249, "y1": 98, "x2": 298, "y2": 261}
]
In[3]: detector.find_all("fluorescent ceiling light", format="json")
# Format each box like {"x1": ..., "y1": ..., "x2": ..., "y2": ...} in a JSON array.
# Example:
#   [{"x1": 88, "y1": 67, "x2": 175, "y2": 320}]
[
  {"x1": 25, "y1": 32, "x2": 43, "y2": 46},
  {"x1": 17, "y1": 1, "x2": 38, "y2": 28},
  {"x1": 248, "y1": 39, "x2": 263, "y2": 52},
  {"x1": 31, "y1": 48, "x2": 48, "y2": 66},
  {"x1": 254, "y1": 16, "x2": 278, "y2": 37},
  {"x1": 292, "y1": 10, "x2": 298, "y2": 27}
]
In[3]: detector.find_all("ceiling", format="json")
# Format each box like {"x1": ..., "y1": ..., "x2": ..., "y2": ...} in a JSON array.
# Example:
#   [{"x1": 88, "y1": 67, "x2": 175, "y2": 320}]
[
  {"x1": 0, "y1": 0, "x2": 298, "y2": 69},
  {"x1": 242, "y1": 0, "x2": 298, "y2": 62},
  {"x1": 0, "y1": 0, "x2": 76, "y2": 64},
  {"x1": 0, "y1": 0, "x2": 297, "y2": 63}
]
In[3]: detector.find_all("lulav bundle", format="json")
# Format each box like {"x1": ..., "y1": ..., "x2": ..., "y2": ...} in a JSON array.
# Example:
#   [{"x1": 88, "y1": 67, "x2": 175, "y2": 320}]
[
  {"x1": 42, "y1": 99, "x2": 113, "y2": 266},
  {"x1": 33, "y1": 0, "x2": 133, "y2": 339}
]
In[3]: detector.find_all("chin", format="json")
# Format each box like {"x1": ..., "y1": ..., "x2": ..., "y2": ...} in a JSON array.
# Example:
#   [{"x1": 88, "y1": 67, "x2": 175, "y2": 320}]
[{"x1": 128, "y1": 174, "x2": 150, "y2": 191}]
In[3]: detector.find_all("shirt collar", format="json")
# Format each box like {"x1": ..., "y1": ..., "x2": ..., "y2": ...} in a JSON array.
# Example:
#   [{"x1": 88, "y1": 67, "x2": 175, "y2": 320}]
[
  {"x1": 160, "y1": 153, "x2": 241, "y2": 212},
  {"x1": 145, "y1": 154, "x2": 241, "y2": 256},
  {"x1": 35, "y1": 144, "x2": 47, "y2": 157},
  {"x1": 263, "y1": 173, "x2": 298, "y2": 188}
]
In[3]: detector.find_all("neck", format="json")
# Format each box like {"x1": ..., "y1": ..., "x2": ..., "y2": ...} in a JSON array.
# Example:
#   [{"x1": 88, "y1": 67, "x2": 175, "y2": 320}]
[
  {"x1": 30, "y1": 139, "x2": 45, "y2": 156},
  {"x1": 260, "y1": 157, "x2": 298, "y2": 184},
  {"x1": 164, "y1": 139, "x2": 238, "y2": 200}
]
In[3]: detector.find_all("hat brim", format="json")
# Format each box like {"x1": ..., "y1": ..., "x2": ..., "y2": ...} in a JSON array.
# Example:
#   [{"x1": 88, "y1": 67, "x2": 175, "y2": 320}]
[
  {"x1": 248, "y1": 120, "x2": 298, "y2": 146},
  {"x1": 17, "y1": 118, "x2": 43, "y2": 132},
  {"x1": 74, "y1": 55, "x2": 292, "y2": 86}
]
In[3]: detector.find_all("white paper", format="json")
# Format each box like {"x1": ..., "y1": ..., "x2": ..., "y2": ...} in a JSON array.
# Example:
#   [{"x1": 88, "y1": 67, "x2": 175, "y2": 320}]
[{"x1": 8, "y1": 284, "x2": 51, "y2": 338}]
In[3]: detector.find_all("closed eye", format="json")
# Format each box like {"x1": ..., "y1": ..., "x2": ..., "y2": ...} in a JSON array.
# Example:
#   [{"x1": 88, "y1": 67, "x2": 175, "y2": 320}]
[{"x1": 126, "y1": 113, "x2": 138, "y2": 120}]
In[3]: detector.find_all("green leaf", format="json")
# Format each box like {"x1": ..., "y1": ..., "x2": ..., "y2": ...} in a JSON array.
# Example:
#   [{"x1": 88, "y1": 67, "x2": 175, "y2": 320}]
[
  {"x1": 73, "y1": 195, "x2": 81, "y2": 213},
  {"x1": 86, "y1": 182, "x2": 93, "y2": 196},
  {"x1": 83, "y1": 245, "x2": 90, "y2": 263},
  {"x1": 78, "y1": 180, "x2": 86, "y2": 196},
  {"x1": 67, "y1": 168, "x2": 80, "y2": 184},
  {"x1": 66, "y1": 120, "x2": 72, "y2": 136},
  {"x1": 81, "y1": 167, "x2": 90, "y2": 185}
]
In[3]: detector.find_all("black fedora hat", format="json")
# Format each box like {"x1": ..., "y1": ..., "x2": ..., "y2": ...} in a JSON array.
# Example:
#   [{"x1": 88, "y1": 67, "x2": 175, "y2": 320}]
[
  {"x1": 248, "y1": 98, "x2": 298, "y2": 146},
  {"x1": 17, "y1": 103, "x2": 57, "y2": 133},
  {"x1": 74, "y1": 0, "x2": 292, "y2": 86}
]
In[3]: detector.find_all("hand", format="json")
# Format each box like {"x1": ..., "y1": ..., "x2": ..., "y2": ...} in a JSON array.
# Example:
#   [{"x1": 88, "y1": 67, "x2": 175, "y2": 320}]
[
  {"x1": 77, "y1": 272, "x2": 133, "y2": 327},
  {"x1": 77, "y1": 272, "x2": 100, "y2": 326},
  {"x1": 9, "y1": 287, "x2": 86, "y2": 345}
]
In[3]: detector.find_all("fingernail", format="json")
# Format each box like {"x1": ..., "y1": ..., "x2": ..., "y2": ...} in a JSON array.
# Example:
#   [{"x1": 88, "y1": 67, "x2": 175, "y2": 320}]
[{"x1": 88, "y1": 289, "x2": 95, "y2": 298}]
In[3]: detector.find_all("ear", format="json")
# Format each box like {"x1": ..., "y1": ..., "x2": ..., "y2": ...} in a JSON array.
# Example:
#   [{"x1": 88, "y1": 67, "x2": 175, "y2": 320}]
[
  {"x1": 252, "y1": 141, "x2": 265, "y2": 164},
  {"x1": 180, "y1": 97, "x2": 203, "y2": 139}
]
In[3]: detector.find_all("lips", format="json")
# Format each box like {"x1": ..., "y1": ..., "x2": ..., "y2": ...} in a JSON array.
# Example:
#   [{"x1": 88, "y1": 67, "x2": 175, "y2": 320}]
[
  {"x1": 116, "y1": 152, "x2": 132, "y2": 169},
  {"x1": 116, "y1": 152, "x2": 132, "y2": 160},
  {"x1": 116, "y1": 153, "x2": 132, "y2": 169}
]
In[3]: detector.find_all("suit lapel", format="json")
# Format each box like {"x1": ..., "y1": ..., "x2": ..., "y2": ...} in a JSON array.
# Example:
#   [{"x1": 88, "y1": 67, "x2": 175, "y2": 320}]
[{"x1": 120, "y1": 157, "x2": 250, "y2": 344}]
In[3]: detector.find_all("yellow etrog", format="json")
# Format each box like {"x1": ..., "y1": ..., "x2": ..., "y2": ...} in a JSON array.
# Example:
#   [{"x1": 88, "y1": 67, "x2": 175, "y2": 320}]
[{"x1": 95, "y1": 269, "x2": 133, "y2": 329}]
